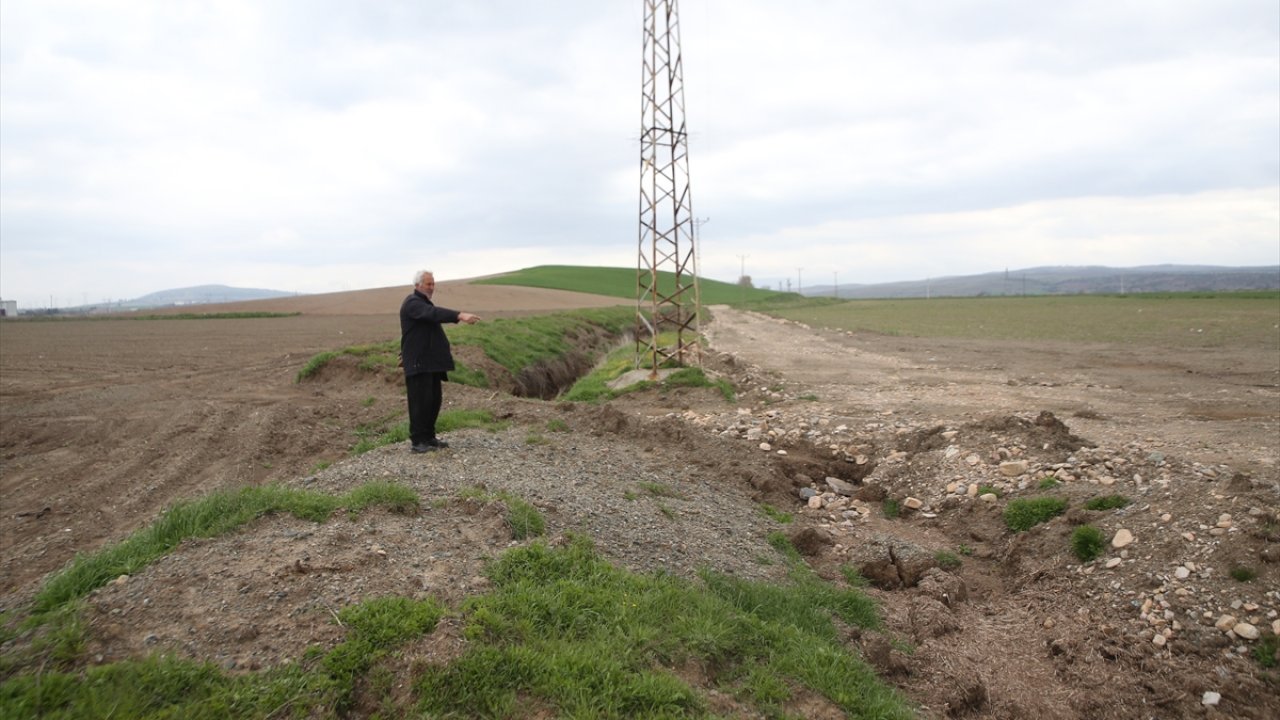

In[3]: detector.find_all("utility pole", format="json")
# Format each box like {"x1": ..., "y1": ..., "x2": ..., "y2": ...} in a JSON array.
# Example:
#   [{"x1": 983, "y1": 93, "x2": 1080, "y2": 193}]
[
  {"x1": 637, "y1": 0, "x2": 699, "y2": 376},
  {"x1": 833, "y1": 271, "x2": 838, "y2": 299},
  {"x1": 796, "y1": 268, "x2": 803, "y2": 296}
]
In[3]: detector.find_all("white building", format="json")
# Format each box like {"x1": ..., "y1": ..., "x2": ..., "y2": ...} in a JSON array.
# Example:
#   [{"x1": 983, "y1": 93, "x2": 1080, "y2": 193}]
[{"x1": 1, "y1": 300, "x2": 17, "y2": 317}]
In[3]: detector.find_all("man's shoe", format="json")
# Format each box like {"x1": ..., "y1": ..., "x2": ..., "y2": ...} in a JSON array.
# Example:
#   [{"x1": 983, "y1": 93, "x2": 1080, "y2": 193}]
[
  {"x1": 410, "y1": 442, "x2": 437, "y2": 454},
  {"x1": 428, "y1": 437, "x2": 450, "y2": 448}
]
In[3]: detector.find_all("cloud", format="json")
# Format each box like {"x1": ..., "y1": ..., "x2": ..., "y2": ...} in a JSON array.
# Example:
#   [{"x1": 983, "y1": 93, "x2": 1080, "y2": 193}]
[{"x1": 1, "y1": 0, "x2": 1276, "y2": 308}]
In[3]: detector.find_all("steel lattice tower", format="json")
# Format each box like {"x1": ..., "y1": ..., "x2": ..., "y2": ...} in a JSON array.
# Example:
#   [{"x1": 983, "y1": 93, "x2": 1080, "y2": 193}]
[{"x1": 637, "y1": 0, "x2": 700, "y2": 376}]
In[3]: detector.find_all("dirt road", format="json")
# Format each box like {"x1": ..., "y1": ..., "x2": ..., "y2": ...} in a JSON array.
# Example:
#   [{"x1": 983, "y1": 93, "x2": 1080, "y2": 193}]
[{"x1": 703, "y1": 305, "x2": 1280, "y2": 474}]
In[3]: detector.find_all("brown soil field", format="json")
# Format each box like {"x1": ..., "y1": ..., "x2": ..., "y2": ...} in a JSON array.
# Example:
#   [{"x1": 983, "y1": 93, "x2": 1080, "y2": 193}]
[{"x1": 1, "y1": 280, "x2": 1277, "y2": 719}]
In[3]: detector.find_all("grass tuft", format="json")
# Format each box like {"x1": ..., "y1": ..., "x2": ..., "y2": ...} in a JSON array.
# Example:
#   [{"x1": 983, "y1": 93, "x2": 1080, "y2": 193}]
[
  {"x1": 1084, "y1": 494, "x2": 1131, "y2": 511},
  {"x1": 1071, "y1": 525, "x2": 1107, "y2": 562},
  {"x1": 758, "y1": 504, "x2": 794, "y2": 524},
  {"x1": 1004, "y1": 496, "x2": 1069, "y2": 532}
]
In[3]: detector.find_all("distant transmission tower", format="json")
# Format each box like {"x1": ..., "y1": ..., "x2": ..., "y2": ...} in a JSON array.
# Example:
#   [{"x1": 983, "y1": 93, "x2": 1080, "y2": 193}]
[{"x1": 637, "y1": 0, "x2": 700, "y2": 376}]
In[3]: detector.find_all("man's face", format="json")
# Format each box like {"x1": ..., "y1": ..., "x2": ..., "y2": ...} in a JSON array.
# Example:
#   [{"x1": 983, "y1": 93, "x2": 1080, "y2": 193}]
[{"x1": 417, "y1": 274, "x2": 435, "y2": 298}]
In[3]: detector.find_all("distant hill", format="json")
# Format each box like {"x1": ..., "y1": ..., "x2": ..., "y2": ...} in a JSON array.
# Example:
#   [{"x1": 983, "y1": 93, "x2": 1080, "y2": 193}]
[
  {"x1": 55, "y1": 285, "x2": 299, "y2": 313},
  {"x1": 804, "y1": 265, "x2": 1280, "y2": 299},
  {"x1": 125, "y1": 285, "x2": 298, "y2": 308},
  {"x1": 476, "y1": 265, "x2": 786, "y2": 304}
]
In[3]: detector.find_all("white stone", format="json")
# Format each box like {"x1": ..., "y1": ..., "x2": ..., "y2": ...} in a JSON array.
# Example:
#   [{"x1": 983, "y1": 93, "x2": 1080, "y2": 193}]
[
  {"x1": 1105, "y1": 558, "x2": 1122, "y2": 569},
  {"x1": 999, "y1": 460, "x2": 1029, "y2": 477},
  {"x1": 979, "y1": 493, "x2": 999, "y2": 503},
  {"x1": 1174, "y1": 567, "x2": 1190, "y2": 580},
  {"x1": 1111, "y1": 529, "x2": 1135, "y2": 548},
  {"x1": 1202, "y1": 691, "x2": 1221, "y2": 707},
  {"x1": 903, "y1": 497, "x2": 923, "y2": 510},
  {"x1": 967, "y1": 483, "x2": 980, "y2": 497},
  {"x1": 759, "y1": 442, "x2": 772, "y2": 452},
  {"x1": 1152, "y1": 634, "x2": 1166, "y2": 647},
  {"x1": 1215, "y1": 615, "x2": 1238, "y2": 632},
  {"x1": 1232, "y1": 622, "x2": 1260, "y2": 640},
  {"x1": 807, "y1": 496, "x2": 823, "y2": 509}
]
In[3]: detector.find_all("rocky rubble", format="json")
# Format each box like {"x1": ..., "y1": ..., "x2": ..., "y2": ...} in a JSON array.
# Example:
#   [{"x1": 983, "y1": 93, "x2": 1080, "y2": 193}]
[{"x1": 663, "y1": 354, "x2": 1279, "y2": 716}]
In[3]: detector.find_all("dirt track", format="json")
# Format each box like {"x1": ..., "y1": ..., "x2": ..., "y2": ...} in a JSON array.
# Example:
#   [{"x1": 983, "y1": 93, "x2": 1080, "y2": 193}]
[{"x1": 1, "y1": 285, "x2": 1277, "y2": 718}]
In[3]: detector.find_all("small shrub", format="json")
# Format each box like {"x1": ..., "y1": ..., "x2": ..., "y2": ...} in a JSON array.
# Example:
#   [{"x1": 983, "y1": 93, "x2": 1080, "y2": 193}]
[
  {"x1": 1084, "y1": 494, "x2": 1131, "y2": 511},
  {"x1": 957, "y1": 545, "x2": 974, "y2": 557},
  {"x1": 1230, "y1": 566, "x2": 1258, "y2": 582},
  {"x1": 1037, "y1": 476, "x2": 1061, "y2": 489},
  {"x1": 934, "y1": 551, "x2": 961, "y2": 571},
  {"x1": 1254, "y1": 635, "x2": 1278, "y2": 668},
  {"x1": 1004, "y1": 496, "x2": 1068, "y2": 532},
  {"x1": 883, "y1": 499, "x2": 901, "y2": 519},
  {"x1": 977, "y1": 485, "x2": 1001, "y2": 498},
  {"x1": 1071, "y1": 525, "x2": 1106, "y2": 562}
]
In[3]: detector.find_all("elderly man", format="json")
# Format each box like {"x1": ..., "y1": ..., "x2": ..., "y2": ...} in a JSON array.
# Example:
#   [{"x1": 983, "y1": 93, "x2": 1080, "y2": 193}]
[{"x1": 400, "y1": 270, "x2": 480, "y2": 453}]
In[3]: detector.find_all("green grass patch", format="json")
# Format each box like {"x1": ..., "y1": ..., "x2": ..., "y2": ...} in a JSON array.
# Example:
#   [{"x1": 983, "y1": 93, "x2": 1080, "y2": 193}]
[
  {"x1": 882, "y1": 498, "x2": 901, "y2": 519},
  {"x1": 474, "y1": 265, "x2": 789, "y2": 305},
  {"x1": 758, "y1": 504, "x2": 794, "y2": 524},
  {"x1": 977, "y1": 485, "x2": 1002, "y2": 498},
  {"x1": 1004, "y1": 496, "x2": 1069, "y2": 532},
  {"x1": 1084, "y1": 494, "x2": 1131, "y2": 511},
  {"x1": 753, "y1": 293, "x2": 1280, "y2": 350},
  {"x1": 1037, "y1": 476, "x2": 1061, "y2": 489},
  {"x1": 1254, "y1": 634, "x2": 1278, "y2": 669},
  {"x1": 1071, "y1": 525, "x2": 1107, "y2": 562},
  {"x1": 563, "y1": 343, "x2": 736, "y2": 403},
  {"x1": 418, "y1": 535, "x2": 907, "y2": 719},
  {"x1": 26, "y1": 482, "x2": 418, "y2": 621},
  {"x1": 502, "y1": 494, "x2": 547, "y2": 540},
  {"x1": 934, "y1": 551, "x2": 962, "y2": 571},
  {"x1": 1230, "y1": 566, "x2": 1259, "y2": 582},
  {"x1": 766, "y1": 532, "x2": 802, "y2": 563},
  {"x1": 546, "y1": 418, "x2": 570, "y2": 432}
]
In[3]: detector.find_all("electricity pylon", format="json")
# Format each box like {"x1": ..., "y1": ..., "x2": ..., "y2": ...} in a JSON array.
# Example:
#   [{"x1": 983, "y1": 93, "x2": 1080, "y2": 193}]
[{"x1": 637, "y1": 0, "x2": 700, "y2": 377}]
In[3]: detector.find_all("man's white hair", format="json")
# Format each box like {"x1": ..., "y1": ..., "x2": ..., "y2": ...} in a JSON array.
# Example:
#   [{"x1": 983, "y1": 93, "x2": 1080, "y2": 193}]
[{"x1": 413, "y1": 269, "x2": 434, "y2": 286}]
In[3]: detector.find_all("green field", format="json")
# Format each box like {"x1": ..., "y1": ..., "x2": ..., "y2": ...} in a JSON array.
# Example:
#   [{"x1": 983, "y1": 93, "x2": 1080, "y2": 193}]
[
  {"x1": 755, "y1": 293, "x2": 1280, "y2": 349},
  {"x1": 474, "y1": 264, "x2": 788, "y2": 305}
]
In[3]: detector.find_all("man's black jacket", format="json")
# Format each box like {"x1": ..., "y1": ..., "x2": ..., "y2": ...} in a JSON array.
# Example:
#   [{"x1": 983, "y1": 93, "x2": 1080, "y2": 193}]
[{"x1": 399, "y1": 290, "x2": 461, "y2": 378}]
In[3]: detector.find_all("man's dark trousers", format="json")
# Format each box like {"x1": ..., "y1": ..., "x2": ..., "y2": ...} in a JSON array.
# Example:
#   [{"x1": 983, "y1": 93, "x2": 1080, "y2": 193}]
[{"x1": 406, "y1": 372, "x2": 445, "y2": 444}]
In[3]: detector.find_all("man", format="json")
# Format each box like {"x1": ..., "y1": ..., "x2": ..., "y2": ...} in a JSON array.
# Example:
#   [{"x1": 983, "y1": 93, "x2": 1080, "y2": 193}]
[{"x1": 400, "y1": 270, "x2": 480, "y2": 453}]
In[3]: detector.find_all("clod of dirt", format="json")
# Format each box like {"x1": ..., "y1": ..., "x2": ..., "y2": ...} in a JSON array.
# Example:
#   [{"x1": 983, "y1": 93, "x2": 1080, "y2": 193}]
[
  {"x1": 908, "y1": 596, "x2": 960, "y2": 641},
  {"x1": 916, "y1": 568, "x2": 968, "y2": 606},
  {"x1": 789, "y1": 527, "x2": 834, "y2": 556},
  {"x1": 859, "y1": 634, "x2": 912, "y2": 677}
]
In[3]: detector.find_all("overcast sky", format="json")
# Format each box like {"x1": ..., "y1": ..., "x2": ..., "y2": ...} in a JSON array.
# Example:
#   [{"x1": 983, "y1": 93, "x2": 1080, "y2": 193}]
[{"x1": 2, "y1": 0, "x2": 1277, "y2": 308}]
